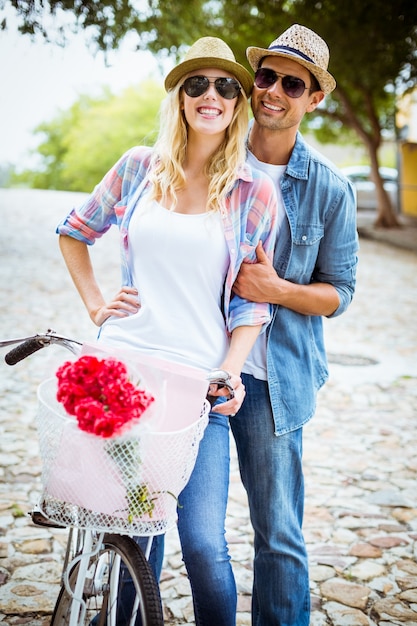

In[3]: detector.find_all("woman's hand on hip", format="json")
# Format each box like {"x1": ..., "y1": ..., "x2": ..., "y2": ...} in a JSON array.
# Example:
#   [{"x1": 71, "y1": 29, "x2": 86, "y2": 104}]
[{"x1": 92, "y1": 286, "x2": 140, "y2": 326}]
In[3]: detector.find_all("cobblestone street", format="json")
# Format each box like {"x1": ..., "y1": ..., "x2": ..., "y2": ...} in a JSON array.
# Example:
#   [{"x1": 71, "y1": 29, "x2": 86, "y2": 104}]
[{"x1": 1, "y1": 188, "x2": 416, "y2": 625}]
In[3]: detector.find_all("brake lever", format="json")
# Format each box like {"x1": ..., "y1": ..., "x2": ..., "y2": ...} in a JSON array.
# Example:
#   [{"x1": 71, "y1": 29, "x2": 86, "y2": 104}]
[{"x1": 206, "y1": 369, "x2": 235, "y2": 407}]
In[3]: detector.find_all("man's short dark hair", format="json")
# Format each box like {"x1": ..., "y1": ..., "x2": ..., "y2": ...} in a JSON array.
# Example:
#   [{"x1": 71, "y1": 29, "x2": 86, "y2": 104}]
[{"x1": 309, "y1": 73, "x2": 321, "y2": 94}]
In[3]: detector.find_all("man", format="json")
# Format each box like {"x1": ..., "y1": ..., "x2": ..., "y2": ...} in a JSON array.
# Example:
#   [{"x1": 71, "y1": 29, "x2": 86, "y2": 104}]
[{"x1": 231, "y1": 24, "x2": 359, "y2": 625}]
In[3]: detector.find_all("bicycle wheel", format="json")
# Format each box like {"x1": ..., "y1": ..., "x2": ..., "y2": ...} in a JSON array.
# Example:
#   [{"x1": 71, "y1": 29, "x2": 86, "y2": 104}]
[{"x1": 51, "y1": 533, "x2": 163, "y2": 626}]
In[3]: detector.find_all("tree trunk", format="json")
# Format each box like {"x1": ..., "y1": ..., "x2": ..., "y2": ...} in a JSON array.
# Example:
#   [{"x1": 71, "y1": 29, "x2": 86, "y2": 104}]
[
  {"x1": 335, "y1": 86, "x2": 401, "y2": 229},
  {"x1": 368, "y1": 148, "x2": 401, "y2": 228}
]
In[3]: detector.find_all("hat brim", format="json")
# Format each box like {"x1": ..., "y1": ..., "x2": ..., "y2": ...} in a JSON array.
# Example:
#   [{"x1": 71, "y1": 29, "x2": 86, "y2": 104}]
[
  {"x1": 165, "y1": 58, "x2": 253, "y2": 97},
  {"x1": 246, "y1": 46, "x2": 336, "y2": 95}
]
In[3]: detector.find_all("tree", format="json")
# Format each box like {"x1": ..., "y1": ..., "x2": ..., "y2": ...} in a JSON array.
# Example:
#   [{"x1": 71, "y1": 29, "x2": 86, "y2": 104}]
[
  {"x1": 11, "y1": 82, "x2": 164, "y2": 191},
  {"x1": 3, "y1": 0, "x2": 417, "y2": 226},
  {"x1": 212, "y1": 0, "x2": 417, "y2": 228}
]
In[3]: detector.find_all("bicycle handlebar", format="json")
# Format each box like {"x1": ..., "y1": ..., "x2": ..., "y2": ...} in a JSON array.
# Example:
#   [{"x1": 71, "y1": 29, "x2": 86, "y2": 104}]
[
  {"x1": 206, "y1": 369, "x2": 235, "y2": 403},
  {"x1": 1, "y1": 331, "x2": 235, "y2": 401},
  {"x1": 1, "y1": 331, "x2": 82, "y2": 365},
  {"x1": 5, "y1": 337, "x2": 47, "y2": 365}
]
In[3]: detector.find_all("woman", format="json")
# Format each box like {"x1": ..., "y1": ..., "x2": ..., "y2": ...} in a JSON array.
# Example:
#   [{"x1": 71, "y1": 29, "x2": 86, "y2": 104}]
[{"x1": 57, "y1": 37, "x2": 277, "y2": 626}]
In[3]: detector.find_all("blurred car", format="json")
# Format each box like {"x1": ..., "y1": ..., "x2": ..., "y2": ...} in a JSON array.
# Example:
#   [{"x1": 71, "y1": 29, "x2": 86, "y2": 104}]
[{"x1": 341, "y1": 165, "x2": 398, "y2": 211}]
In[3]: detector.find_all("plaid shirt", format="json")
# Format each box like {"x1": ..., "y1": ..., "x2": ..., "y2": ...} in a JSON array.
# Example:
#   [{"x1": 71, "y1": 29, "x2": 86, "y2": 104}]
[{"x1": 57, "y1": 146, "x2": 278, "y2": 333}]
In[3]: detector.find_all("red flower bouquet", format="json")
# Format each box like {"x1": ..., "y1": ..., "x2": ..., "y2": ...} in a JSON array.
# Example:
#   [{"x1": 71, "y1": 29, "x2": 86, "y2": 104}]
[
  {"x1": 56, "y1": 355, "x2": 154, "y2": 438},
  {"x1": 55, "y1": 355, "x2": 160, "y2": 520}
]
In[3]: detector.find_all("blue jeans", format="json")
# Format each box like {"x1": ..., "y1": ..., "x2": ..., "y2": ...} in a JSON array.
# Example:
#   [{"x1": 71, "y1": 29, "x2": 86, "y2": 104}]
[
  {"x1": 130, "y1": 412, "x2": 236, "y2": 626},
  {"x1": 230, "y1": 374, "x2": 310, "y2": 626},
  {"x1": 177, "y1": 411, "x2": 237, "y2": 626}
]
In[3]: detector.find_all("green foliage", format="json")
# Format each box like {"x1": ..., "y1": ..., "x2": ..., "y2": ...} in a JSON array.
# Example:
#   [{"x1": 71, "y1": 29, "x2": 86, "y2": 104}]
[
  {"x1": 3, "y1": 1, "x2": 417, "y2": 144},
  {"x1": 4, "y1": 0, "x2": 417, "y2": 221},
  {"x1": 12, "y1": 81, "x2": 164, "y2": 192},
  {"x1": 0, "y1": 0, "x2": 212, "y2": 52}
]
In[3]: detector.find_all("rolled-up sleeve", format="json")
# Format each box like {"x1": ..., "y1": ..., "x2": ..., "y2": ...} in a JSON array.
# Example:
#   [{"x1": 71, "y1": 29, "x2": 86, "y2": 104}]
[
  {"x1": 56, "y1": 147, "x2": 150, "y2": 244},
  {"x1": 317, "y1": 178, "x2": 359, "y2": 318},
  {"x1": 227, "y1": 171, "x2": 278, "y2": 332}
]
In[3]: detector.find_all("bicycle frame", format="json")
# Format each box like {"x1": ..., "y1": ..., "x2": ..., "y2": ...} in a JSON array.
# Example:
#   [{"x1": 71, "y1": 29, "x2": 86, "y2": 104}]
[{"x1": 65, "y1": 531, "x2": 99, "y2": 626}]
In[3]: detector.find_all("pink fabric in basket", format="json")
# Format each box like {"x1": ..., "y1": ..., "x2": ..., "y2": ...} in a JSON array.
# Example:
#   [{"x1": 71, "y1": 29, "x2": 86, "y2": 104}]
[
  {"x1": 46, "y1": 420, "x2": 128, "y2": 515},
  {"x1": 44, "y1": 345, "x2": 210, "y2": 519},
  {"x1": 80, "y1": 342, "x2": 210, "y2": 433}
]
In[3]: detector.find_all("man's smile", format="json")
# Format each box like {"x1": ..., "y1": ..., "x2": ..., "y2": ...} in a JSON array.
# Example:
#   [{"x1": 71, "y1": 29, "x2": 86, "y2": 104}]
[{"x1": 262, "y1": 100, "x2": 285, "y2": 113}]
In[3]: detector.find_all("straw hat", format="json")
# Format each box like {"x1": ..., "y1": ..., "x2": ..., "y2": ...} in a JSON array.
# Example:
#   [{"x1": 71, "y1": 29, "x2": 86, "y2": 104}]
[
  {"x1": 246, "y1": 24, "x2": 336, "y2": 95},
  {"x1": 164, "y1": 37, "x2": 253, "y2": 97}
]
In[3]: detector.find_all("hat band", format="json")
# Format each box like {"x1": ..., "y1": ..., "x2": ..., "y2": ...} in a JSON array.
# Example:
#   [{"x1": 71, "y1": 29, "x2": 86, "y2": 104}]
[{"x1": 268, "y1": 45, "x2": 317, "y2": 66}]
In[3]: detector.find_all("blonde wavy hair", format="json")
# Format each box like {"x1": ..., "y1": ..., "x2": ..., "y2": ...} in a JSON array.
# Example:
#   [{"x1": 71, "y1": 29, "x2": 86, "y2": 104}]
[{"x1": 147, "y1": 80, "x2": 249, "y2": 212}]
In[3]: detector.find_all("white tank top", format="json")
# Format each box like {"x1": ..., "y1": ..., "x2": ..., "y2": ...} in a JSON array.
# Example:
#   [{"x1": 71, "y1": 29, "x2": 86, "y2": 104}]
[{"x1": 99, "y1": 199, "x2": 230, "y2": 372}]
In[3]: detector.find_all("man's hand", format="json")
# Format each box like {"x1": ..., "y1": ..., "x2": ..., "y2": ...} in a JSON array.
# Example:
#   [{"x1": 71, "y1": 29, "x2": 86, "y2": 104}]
[
  {"x1": 234, "y1": 241, "x2": 340, "y2": 315},
  {"x1": 233, "y1": 241, "x2": 278, "y2": 303}
]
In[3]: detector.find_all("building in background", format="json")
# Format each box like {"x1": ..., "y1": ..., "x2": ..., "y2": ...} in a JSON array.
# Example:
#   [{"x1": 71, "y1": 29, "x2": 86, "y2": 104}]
[{"x1": 397, "y1": 90, "x2": 417, "y2": 218}]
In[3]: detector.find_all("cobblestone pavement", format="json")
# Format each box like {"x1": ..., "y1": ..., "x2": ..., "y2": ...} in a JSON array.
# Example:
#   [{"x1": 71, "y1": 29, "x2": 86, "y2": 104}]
[{"x1": 1, "y1": 189, "x2": 416, "y2": 626}]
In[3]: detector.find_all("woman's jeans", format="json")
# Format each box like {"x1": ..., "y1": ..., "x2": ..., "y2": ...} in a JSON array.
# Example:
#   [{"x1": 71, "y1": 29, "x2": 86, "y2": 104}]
[
  {"x1": 230, "y1": 374, "x2": 310, "y2": 626},
  {"x1": 176, "y1": 411, "x2": 237, "y2": 626},
  {"x1": 127, "y1": 412, "x2": 236, "y2": 626}
]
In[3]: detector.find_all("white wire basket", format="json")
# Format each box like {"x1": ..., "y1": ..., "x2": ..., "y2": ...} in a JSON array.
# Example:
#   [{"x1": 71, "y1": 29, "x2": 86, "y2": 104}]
[{"x1": 36, "y1": 378, "x2": 210, "y2": 536}]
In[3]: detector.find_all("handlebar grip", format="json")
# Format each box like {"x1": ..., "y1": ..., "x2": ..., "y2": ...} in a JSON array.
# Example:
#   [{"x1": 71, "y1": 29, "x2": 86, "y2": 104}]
[{"x1": 5, "y1": 338, "x2": 45, "y2": 365}]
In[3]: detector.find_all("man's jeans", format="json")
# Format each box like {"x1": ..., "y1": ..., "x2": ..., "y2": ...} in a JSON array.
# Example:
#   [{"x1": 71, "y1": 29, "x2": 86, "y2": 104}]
[{"x1": 230, "y1": 373, "x2": 310, "y2": 626}]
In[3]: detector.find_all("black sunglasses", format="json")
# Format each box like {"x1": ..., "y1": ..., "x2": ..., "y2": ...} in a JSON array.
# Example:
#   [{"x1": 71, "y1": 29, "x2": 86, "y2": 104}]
[
  {"x1": 182, "y1": 75, "x2": 241, "y2": 100},
  {"x1": 254, "y1": 67, "x2": 309, "y2": 98}
]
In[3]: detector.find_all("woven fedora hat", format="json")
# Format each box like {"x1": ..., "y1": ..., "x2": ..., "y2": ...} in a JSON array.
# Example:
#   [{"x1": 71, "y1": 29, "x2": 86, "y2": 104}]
[
  {"x1": 246, "y1": 24, "x2": 336, "y2": 95},
  {"x1": 164, "y1": 37, "x2": 253, "y2": 97}
]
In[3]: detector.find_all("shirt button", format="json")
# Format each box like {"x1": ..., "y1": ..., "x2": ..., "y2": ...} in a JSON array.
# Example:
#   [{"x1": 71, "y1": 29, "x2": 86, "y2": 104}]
[{"x1": 302, "y1": 235, "x2": 307, "y2": 241}]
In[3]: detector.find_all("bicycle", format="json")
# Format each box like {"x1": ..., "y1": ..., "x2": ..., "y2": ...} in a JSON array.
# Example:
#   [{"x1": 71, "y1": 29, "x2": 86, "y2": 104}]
[{"x1": 1, "y1": 330, "x2": 234, "y2": 626}]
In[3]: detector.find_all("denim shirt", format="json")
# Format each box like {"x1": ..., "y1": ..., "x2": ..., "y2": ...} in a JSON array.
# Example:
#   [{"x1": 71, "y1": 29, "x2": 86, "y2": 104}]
[{"x1": 266, "y1": 132, "x2": 359, "y2": 435}]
